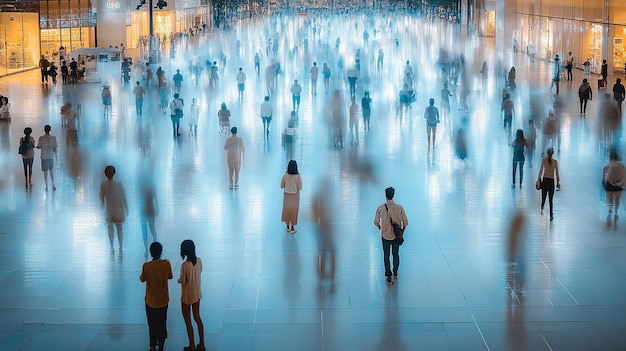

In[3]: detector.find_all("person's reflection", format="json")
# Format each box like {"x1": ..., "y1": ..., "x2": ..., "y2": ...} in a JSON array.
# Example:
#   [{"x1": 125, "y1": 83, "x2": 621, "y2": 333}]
[
  {"x1": 312, "y1": 177, "x2": 336, "y2": 293},
  {"x1": 506, "y1": 302, "x2": 525, "y2": 351},
  {"x1": 0, "y1": 120, "x2": 10, "y2": 152},
  {"x1": 507, "y1": 209, "x2": 526, "y2": 296},
  {"x1": 377, "y1": 278, "x2": 407, "y2": 350},
  {"x1": 282, "y1": 234, "x2": 301, "y2": 310}
]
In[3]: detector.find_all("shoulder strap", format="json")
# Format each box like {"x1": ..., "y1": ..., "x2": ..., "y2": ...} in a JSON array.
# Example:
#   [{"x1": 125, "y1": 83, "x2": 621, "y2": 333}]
[{"x1": 384, "y1": 204, "x2": 395, "y2": 225}]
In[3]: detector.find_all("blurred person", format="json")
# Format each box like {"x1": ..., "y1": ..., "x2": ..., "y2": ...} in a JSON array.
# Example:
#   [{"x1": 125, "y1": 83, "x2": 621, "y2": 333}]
[
  {"x1": 133, "y1": 81, "x2": 145, "y2": 115},
  {"x1": 290, "y1": 79, "x2": 302, "y2": 112},
  {"x1": 188, "y1": 98, "x2": 199, "y2": 137},
  {"x1": 223, "y1": 126, "x2": 245, "y2": 189},
  {"x1": 282, "y1": 118, "x2": 297, "y2": 160},
  {"x1": 310, "y1": 62, "x2": 319, "y2": 95},
  {"x1": 169, "y1": 93, "x2": 184, "y2": 137},
  {"x1": 525, "y1": 119, "x2": 537, "y2": 167},
  {"x1": 507, "y1": 210, "x2": 526, "y2": 295},
  {"x1": 260, "y1": 96, "x2": 273, "y2": 134},
  {"x1": 583, "y1": 58, "x2": 590, "y2": 75},
  {"x1": 265, "y1": 63, "x2": 276, "y2": 95},
  {"x1": 599, "y1": 94, "x2": 621, "y2": 145},
  {"x1": 329, "y1": 90, "x2": 345, "y2": 149},
  {"x1": 280, "y1": 160, "x2": 303, "y2": 233},
  {"x1": 159, "y1": 81, "x2": 169, "y2": 112},
  {"x1": 0, "y1": 96, "x2": 10, "y2": 120},
  {"x1": 312, "y1": 177, "x2": 336, "y2": 290},
  {"x1": 61, "y1": 61, "x2": 69, "y2": 84},
  {"x1": 541, "y1": 112, "x2": 558, "y2": 155},
  {"x1": 578, "y1": 78, "x2": 593, "y2": 115},
  {"x1": 374, "y1": 186, "x2": 408, "y2": 285},
  {"x1": 140, "y1": 242, "x2": 172, "y2": 351},
  {"x1": 173, "y1": 69, "x2": 183, "y2": 94},
  {"x1": 178, "y1": 239, "x2": 205, "y2": 351},
  {"x1": 347, "y1": 64, "x2": 359, "y2": 97},
  {"x1": 601, "y1": 59, "x2": 608, "y2": 87},
  {"x1": 101, "y1": 85, "x2": 112, "y2": 117},
  {"x1": 550, "y1": 55, "x2": 561, "y2": 95},
  {"x1": 254, "y1": 52, "x2": 260, "y2": 76},
  {"x1": 349, "y1": 97, "x2": 359, "y2": 141},
  {"x1": 480, "y1": 60, "x2": 488, "y2": 91},
  {"x1": 537, "y1": 147, "x2": 561, "y2": 221},
  {"x1": 38, "y1": 55, "x2": 49, "y2": 83},
  {"x1": 210, "y1": 60, "x2": 219, "y2": 89},
  {"x1": 424, "y1": 98, "x2": 440, "y2": 149},
  {"x1": 508, "y1": 67, "x2": 516, "y2": 89},
  {"x1": 36, "y1": 125, "x2": 58, "y2": 191},
  {"x1": 602, "y1": 147, "x2": 626, "y2": 221},
  {"x1": 361, "y1": 91, "x2": 372, "y2": 131},
  {"x1": 18, "y1": 127, "x2": 35, "y2": 187},
  {"x1": 322, "y1": 62, "x2": 331, "y2": 93},
  {"x1": 501, "y1": 93, "x2": 514, "y2": 129},
  {"x1": 613, "y1": 78, "x2": 625, "y2": 113},
  {"x1": 440, "y1": 83, "x2": 452, "y2": 123},
  {"x1": 455, "y1": 129, "x2": 467, "y2": 161},
  {"x1": 99, "y1": 165, "x2": 129, "y2": 252},
  {"x1": 510, "y1": 129, "x2": 528, "y2": 188},
  {"x1": 140, "y1": 177, "x2": 158, "y2": 250},
  {"x1": 566, "y1": 52, "x2": 574, "y2": 81},
  {"x1": 47, "y1": 63, "x2": 57, "y2": 85},
  {"x1": 236, "y1": 67, "x2": 246, "y2": 99}
]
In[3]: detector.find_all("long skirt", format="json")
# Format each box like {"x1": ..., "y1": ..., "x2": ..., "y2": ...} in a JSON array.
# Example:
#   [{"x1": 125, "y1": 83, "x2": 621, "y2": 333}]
[{"x1": 281, "y1": 192, "x2": 300, "y2": 225}]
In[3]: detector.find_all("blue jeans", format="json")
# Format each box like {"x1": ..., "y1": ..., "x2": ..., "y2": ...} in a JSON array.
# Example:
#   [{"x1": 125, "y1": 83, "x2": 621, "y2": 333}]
[
  {"x1": 512, "y1": 159, "x2": 524, "y2": 184},
  {"x1": 382, "y1": 237, "x2": 400, "y2": 278}
]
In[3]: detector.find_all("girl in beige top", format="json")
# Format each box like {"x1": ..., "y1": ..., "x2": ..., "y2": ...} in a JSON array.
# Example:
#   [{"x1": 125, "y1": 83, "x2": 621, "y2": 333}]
[
  {"x1": 178, "y1": 240, "x2": 205, "y2": 351},
  {"x1": 537, "y1": 147, "x2": 560, "y2": 221}
]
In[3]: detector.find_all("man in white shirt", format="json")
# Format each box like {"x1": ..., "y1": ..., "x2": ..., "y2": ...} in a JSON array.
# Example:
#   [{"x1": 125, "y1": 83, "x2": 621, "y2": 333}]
[
  {"x1": 260, "y1": 96, "x2": 273, "y2": 134},
  {"x1": 310, "y1": 62, "x2": 319, "y2": 96}
]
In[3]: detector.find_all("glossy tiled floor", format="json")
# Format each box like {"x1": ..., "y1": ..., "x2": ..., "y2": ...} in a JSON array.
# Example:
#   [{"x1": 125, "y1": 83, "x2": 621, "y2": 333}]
[{"x1": 1, "y1": 13, "x2": 626, "y2": 351}]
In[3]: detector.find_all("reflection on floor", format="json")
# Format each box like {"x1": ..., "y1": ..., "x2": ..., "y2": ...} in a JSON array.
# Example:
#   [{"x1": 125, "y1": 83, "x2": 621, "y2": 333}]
[{"x1": 0, "y1": 13, "x2": 625, "y2": 351}]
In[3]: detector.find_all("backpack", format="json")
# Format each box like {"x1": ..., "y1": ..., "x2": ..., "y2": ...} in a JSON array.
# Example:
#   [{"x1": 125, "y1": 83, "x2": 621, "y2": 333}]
[{"x1": 18, "y1": 137, "x2": 32, "y2": 155}]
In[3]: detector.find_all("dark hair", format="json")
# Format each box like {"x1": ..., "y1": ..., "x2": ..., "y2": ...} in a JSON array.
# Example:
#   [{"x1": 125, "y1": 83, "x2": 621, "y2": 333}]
[
  {"x1": 44, "y1": 125, "x2": 51, "y2": 133},
  {"x1": 230, "y1": 126, "x2": 237, "y2": 134},
  {"x1": 104, "y1": 165, "x2": 116, "y2": 179},
  {"x1": 429, "y1": 98, "x2": 435, "y2": 105},
  {"x1": 287, "y1": 160, "x2": 299, "y2": 174},
  {"x1": 546, "y1": 147, "x2": 554, "y2": 164},
  {"x1": 264, "y1": 96, "x2": 270, "y2": 101},
  {"x1": 515, "y1": 129, "x2": 525, "y2": 141},
  {"x1": 23, "y1": 127, "x2": 32, "y2": 136},
  {"x1": 180, "y1": 239, "x2": 197, "y2": 265},
  {"x1": 150, "y1": 242, "x2": 163, "y2": 260},
  {"x1": 221, "y1": 102, "x2": 227, "y2": 110},
  {"x1": 385, "y1": 186, "x2": 395, "y2": 200},
  {"x1": 609, "y1": 146, "x2": 620, "y2": 161}
]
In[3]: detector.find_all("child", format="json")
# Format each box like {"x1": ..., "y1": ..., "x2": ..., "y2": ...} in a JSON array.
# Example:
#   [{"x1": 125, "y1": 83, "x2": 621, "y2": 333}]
[{"x1": 178, "y1": 240, "x2": 205, "y2": 351}]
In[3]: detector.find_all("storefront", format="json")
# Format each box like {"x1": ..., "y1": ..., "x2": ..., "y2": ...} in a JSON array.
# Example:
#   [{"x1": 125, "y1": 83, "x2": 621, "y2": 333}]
[
  {"x1": 0, "y1": 12, "x2": 40, "y2": 76},
  {"x1": 0, "y1": 0, "x2": 95, "y2": 77},
  {"x1": 479, "y1": 0, "x2": 626, "y2": 74}
]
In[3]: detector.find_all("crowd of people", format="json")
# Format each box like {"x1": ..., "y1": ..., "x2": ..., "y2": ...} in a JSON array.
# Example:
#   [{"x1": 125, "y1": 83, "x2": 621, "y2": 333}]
[{"x1": 6, "y1": 8, "x2": 626, "y2": 350}]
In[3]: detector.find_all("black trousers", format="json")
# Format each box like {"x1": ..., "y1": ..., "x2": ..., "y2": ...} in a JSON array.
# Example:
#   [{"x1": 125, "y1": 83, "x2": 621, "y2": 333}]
[
  {"x1": 146, "y1": 303, "x2": 168, "y2": 348},
  {"x1": 382, "y1": 237, "x2": 400, "y2": 278},
  {"x1": 541, "y1": 177, "x2": 555, "y2": 215}
]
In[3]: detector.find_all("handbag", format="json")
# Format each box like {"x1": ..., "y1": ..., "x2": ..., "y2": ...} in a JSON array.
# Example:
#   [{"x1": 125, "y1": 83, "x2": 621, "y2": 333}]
[
  {"x1": 385, "y1": 204, "x2": 405, "y2": 245},
  {"x1": 535, "y1": 179, "x2": 542, "y2": 190}
]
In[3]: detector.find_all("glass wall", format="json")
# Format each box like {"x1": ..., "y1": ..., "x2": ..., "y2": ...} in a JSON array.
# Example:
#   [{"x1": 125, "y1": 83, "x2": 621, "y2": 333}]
[
  {"x1": 39, "y1": 0, "x2": 95, "y2": 66},
  {"x1": 0, "y1": 12, "x2": 40, "y2": 76},
  {"x1": 507, "y1": 0, "x2": 626, "y2": 73}
]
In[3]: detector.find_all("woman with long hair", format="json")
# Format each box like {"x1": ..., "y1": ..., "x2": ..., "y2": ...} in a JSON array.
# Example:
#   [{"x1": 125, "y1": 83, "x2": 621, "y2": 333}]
[
  {"x1": 537, "y1": 147, "x2": 561, "y2": 221},
  {"x1": 511, "y1": 129, "x2": 528, "y2": 188},
  {"x1": 19, "y1": 127, "x2": 35, "y2": 187},
  {"x1": 178, "y1": 239, "x2": 205, "y2": 351},
  {"x1": 280, "y1": 160, "x2": 303, "y2": 233}
]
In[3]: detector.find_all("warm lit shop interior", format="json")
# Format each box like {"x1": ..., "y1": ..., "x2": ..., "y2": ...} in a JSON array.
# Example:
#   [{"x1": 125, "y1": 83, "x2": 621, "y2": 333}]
[{"x1": 0, "y1": 12, "x2": 40, "y2": 76}]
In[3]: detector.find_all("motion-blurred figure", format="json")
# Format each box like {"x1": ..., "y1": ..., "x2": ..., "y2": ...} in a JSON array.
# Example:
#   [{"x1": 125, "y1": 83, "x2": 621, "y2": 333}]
[
  {"x1": 99, "y1": 165, "x2": 129, "y2": 253},
  {"x1": 507, "y1": 209, "x2": 526, "y2": 295},
  {"x1": 602, "y1": 146, "x2": 626, "y2": 222},
  {"x1": 312, "y1": 177, "x2": 336, "y2": 291}
]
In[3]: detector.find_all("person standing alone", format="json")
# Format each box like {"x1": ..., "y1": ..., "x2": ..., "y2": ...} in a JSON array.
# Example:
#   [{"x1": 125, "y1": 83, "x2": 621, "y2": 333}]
[
  {"x1": 424, "y1": 98, "x2": 440, "y2": 149},
  {"x1": 224, "y1": 127, "x2": 245, "y2": 189},
  {"x1": 99, "y1": 165, "x2": 129, "y2": 252},
  {"x1": 374, "y1": 187, "x2": 408, "y2": 285},
  {"x1": 310, "y1": 62, "x2": 319, "y2": 95},
  {"x1": 613, "y1": 78, "x2": 625, "y2": 113}
]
